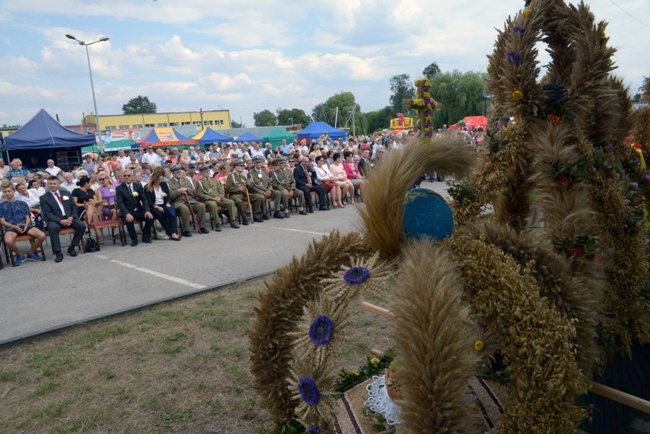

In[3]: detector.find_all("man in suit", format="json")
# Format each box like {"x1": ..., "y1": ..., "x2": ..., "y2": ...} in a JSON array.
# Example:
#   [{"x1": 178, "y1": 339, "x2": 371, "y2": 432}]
[
  {"x1": 358, "y1": 148, "x2": 373, "y2": 178},
  {"x1": 116, "y1": 169, "x2": 154, "y2": 247},
  {"x1": 168, "y1": 166, "x2": 208, "y2": 236},
  {"x1": 196, "y1": 165, "x2": 240, "y2": 230},
  {"x1": 294, "y1": 156, "x2": 329, "y2": 213},
  {"x1": 271, "y1": 157, "x2": 306, "y2": 216},
  {"x1": 40, "y1": 175, "x2": 87, "y2": 262},
  {"x1": 248, "y1": 155, "x2": 283, "y2": 220}
]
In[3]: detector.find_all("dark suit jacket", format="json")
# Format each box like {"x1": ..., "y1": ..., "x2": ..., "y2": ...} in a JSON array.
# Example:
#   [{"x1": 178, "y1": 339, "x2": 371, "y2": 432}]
[
  {"x1": 40, "y1": 188, "x2": 79, "y2": 223},
  {"x1": 294, "y1": 164, "x2": 316, "y2": 189},
  {"x1": 116, "y1": 182, "x2": 150, "y2": 217},
  {"x1": 144, "y1": 182, "x2": 172, "y2": 209},
  {"x1": 359, "y1": 158, "x2": 371, "y2": 178}
]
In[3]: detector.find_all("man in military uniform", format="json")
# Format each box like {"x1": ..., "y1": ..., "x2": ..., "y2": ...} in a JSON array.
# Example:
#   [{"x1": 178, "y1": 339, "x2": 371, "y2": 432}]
[
  {"x1": 196, "y1": 165, "x2": 240, "y2": 230},
  {"x1": 225, "y1": 160, "x2": 256, "y2": 225},
  {"x1": 248, "y1": 155, "x2": 283, "y2": 220},
  {"x1": 168, "y1": 166, "x2": 208, "y2": 236},
  {"x1": 271, "y1": 157, "x2": 307, "y2": 217}
]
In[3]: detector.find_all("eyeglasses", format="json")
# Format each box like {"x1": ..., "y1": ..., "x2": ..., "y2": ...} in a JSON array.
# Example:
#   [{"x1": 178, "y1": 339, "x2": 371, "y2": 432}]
[
  {"x1": 100, "y1": 177, "x2": 108, "y2": 180},
  {"x1": 123, "y1": 174, "x2": 133, "y2": 177}
]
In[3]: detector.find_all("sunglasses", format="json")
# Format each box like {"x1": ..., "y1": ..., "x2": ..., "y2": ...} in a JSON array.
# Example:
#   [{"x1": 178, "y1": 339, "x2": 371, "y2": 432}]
[{"x1": 123, "y1": 174, "x2": 133, "y2": 177}]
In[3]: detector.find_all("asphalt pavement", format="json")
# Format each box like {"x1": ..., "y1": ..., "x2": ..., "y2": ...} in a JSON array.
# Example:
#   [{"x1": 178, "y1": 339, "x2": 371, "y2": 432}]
[{"x1": 0, "y1": 181, "x2": 452, "y2": 346}]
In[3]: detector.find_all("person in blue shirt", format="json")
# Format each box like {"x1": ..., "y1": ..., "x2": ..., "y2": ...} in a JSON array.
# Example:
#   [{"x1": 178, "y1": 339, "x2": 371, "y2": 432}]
[
  {"x1": 0, "y1": 181, "x2": 46, "y2": 265},
  {"x1": 4, "y1": 159, "x2": 30, "y2": 180}
]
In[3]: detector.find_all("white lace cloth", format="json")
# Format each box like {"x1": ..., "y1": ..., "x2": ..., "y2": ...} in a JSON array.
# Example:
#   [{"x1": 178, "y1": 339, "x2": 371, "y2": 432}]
[{"x1": 364, "y1": 375, "x2": 402, "y2": 425}]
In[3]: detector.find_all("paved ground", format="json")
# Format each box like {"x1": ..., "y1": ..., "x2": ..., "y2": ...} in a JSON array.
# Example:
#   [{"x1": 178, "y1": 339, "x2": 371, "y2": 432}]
[{"x1": 0, "y1": 181, "x2": 452, "y2": 346}]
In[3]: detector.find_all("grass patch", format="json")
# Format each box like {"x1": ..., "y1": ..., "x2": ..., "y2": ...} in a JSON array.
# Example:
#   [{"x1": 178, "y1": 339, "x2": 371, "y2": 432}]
[{"x1": 0, "y1": 276, "x2": 392, "y2": 433}]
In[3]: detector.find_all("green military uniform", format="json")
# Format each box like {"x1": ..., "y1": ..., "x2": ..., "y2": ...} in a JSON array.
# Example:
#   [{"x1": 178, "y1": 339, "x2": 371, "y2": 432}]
[
  {"x1": 196, "y1": 174, "x2": 238, "y2": 228},
  {"x1": 247, "y1": 166, "x2": 281, "y2": 217},
  {"x1": 271, "y1": 167, "x2": 305, "y2": 210},
  {"x1": 225, "y1": 170, "x2": 260, "y2": 222},
  {"x1": 168, "y1": 176, "x2": 207, "y2": 232}
]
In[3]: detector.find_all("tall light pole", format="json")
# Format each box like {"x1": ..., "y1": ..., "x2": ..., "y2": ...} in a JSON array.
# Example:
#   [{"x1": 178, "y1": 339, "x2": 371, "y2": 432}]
[{"x1": 65, "y1": 34, "x2": 109, "y2": 152}]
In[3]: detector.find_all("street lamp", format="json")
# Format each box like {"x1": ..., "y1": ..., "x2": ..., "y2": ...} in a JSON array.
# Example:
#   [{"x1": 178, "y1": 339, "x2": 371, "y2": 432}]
[{"x1": 65, "y1": 34, "x2": 109, "y2": 151}]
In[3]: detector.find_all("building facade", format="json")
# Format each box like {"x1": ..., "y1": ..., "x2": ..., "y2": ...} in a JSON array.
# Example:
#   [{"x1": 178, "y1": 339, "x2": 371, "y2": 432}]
[{"x1": 81, "y1": 109, "x2": 231, "y2": 132}]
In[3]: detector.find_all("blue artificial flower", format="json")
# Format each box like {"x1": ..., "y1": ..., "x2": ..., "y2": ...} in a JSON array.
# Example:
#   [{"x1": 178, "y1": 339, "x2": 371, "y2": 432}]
[
  {"x1": 307, "y1": 427, "x2": 322, "y2": 434},
  {"x1": 343, "y1": 266, "x2": 371, "y2": 285},
  {"x1": 309, "y1": 315, "x2": 335, "y2": 346},
  {"x1": 506, "y1": 52, "x2": 521, "y2": 65},
  {"x1": 513, "y1": 25, "x2": 526, "y2": 36},
  {"x1": 298, "y1": 376, "x2": 321, "y2": 406}
]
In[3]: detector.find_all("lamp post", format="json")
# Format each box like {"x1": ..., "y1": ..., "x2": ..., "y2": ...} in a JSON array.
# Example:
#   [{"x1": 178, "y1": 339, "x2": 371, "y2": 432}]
[{"x1": 65, "y1": 34, "x2": 109, "y2": 152}]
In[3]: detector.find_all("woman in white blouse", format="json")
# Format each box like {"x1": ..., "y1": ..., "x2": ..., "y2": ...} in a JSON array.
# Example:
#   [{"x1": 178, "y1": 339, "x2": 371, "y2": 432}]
[{"x1": 314, "y1": 155, "x2": 345, "y2": 208}]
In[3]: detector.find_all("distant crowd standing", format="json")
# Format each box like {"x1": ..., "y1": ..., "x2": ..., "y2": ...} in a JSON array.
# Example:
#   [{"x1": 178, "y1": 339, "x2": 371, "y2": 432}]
[{"x1": 1, "y1": 130, "x2": 444, "y2": 267}]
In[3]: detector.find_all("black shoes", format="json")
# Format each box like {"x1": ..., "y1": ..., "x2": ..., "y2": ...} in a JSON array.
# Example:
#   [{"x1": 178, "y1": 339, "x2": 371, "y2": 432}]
[
  {"x1": 230, "y1": 221, "x2": 240, "y2": 229},
  {"x1": 131, "y1": 240, "x2": 138, "y2": 247},
  {"x1": 262, "y1": 214, "x2": 270, "y2": 220},
  {"x1": 273, "y1": 211, "x2": 284, "y2": 219},
  {"x1": 55, "y1": 252, "x2": 64, "y2": 263},
  {"x1": 253, "y1": 216, "x2": 264, "y2": 223},
  {"x1": 299, "y1": 210, "x2": 308, "y2": 215},
  {"x1": 142, "y1": 237, "x2": 152, "y2": 244},
  {"x1": 214, "y1": 225, "x2": 222, "y2": 232},
  {"x1": 319, "y1": 206, "x2": 331, "y2": 211},
  {"x1": 200, "y1": 228, "x2": 210, "y2": 234},
  {"x1": 67, "y1": 247, "x2": 78, "y2": 257},
  {"x1": 308, "y1": 207, "x2": 314, "y2": 214},
  {"x1": 182, "y1": 231, "x2": 192, "y2": 237},
  {"x1": 241, "y1": 218, "x2": 249, "y2": 226}
]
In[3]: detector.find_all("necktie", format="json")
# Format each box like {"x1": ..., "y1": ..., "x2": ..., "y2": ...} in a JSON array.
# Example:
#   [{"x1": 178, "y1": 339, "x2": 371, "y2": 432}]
[
  {"x1": 129, "y1": 184, "x2": 133, "y2": 194},
  {"x1": 304, "y1": 166, "x2": 311, "y2": 184},
  {"x1": 55, "y1": 191, "x2": 64, "y2": 205}
]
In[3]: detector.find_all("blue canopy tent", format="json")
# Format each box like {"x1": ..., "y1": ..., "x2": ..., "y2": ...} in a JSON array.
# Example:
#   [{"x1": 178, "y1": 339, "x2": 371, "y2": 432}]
[
  {"x1": 297, "y1": 121, "x2": 346, "y2": 143},
  {"x1": 2, "y1": 109, "x2": 96, "y2": 171},
  {"x1": 233, "y1": 132, "x2": 263, "y2": 143},
  {"x1": 192, "y1": 127, "x2": 233, "y2": 146}
]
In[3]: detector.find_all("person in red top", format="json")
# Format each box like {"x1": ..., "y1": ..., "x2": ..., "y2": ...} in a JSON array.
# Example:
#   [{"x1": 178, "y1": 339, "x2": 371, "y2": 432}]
[{"x1": 342, "y1": 151, "x2": 366, "y2": 200}]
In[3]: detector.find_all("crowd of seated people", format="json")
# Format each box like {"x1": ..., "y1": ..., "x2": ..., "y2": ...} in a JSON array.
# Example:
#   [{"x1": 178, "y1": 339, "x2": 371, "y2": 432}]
[{"x1": 0, "y1": 131, "x2": 413, "y2": 267}]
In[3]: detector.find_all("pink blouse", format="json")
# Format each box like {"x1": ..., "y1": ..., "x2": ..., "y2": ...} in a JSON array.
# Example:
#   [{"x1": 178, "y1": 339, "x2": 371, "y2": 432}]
[{"x1": 343, "y1": 161, "x2": 361, "y2": 179}]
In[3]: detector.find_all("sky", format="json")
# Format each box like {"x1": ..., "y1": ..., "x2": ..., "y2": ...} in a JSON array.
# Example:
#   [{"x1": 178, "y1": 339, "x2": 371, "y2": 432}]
[{"x1": 0, "y1": 0, "x2": 649, "y2": 129}]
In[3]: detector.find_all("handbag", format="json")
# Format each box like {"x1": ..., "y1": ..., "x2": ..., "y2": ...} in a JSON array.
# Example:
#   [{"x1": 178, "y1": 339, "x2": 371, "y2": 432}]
[{"x1": 84, "y1": 237, "x2": 99, "y2": 253}]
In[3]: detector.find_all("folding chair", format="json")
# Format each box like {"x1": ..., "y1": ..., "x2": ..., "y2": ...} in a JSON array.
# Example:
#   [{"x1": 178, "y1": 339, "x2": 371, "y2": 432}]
[{"x1": 3, "y1": 233, "x2": 47, "y2": 266}]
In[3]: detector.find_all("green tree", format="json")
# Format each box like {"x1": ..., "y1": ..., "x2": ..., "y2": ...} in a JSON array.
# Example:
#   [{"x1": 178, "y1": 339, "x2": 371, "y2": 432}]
[
  {"x1": 429, "y1": 70, "x2": 487, "y2": 128},
  {"x1": 253, "y1": 109, "x2": 277, "y2": 127},
  {"x1": 311, "y1": 91, "x2": 365, "y2": 134},
  {"x1": 122, "y1": 95, "x2": 157, "y2": 115},
  {"x1": 365, "y1": 106, "x2": 395, "y2": 133},
  {"x1": 276, "y1": 108, "x2": 311, "y2": 127},
  {"x1": 389, "y1": 74, "x2": 415, "y2": 115},
  {"x1": 230, "y1": 120, "x2": 244, "y2": 128},
  {"x1": 641, "y1": 75, "x2": 650, "y2": 102},
  {"x1": 422, "y1": 62, "x2": 441, "y2": 79}
]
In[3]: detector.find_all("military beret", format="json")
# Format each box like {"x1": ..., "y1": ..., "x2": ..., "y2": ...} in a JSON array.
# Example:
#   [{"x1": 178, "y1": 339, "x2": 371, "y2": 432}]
[
  {"x1": 188, "y1": 163, "x2": 196, "y2": 168},
  {"x1": 277, "y1": 157, "x2": 287, "y2": 164},
  {"x1": 233, "y1": 160, "x2": 245, "y2": 167},
  {"x1": 200, "y1": 165, "x2": 211, "y2": 172},
  {"x1": 252, "y1": 156, "x2": 264, "y2": 163},
  {"x1": 171, "y1": 166, "x2": 182, "y2": 173}
]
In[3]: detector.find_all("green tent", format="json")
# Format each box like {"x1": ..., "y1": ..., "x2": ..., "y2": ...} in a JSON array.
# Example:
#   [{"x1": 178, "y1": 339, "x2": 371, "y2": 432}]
[
  {"x1": 262, "y1": 128, "x2": 297, "y2": 149},
  {"x1": 82, "y1": 139, "x2": 135, "y2": 154}
]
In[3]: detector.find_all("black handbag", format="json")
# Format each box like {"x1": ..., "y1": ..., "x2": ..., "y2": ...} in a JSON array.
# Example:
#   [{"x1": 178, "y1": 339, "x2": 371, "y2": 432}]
[{"x1": 84, "y1": 237, "x2": 99, "y2": 253}]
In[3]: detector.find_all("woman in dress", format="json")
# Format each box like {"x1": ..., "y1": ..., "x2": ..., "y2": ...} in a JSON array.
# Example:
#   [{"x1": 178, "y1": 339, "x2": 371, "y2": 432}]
[
  {"x1": 329, "y1": 152, "x2": 354, "y2": 204},
  {"x1": 144, "y1": 171, "x2": 180, "y2": 241},
  {"x1": 314, "y1": 156, "x2": 344, "y2": 208},
  {"x1": 96, "y1": 173, "x2": 118, "y2": 219},
  {"x1": 72, "y1": 176, "x2": 102, "y2": 232},
  {"x1": 342, "y1": 151, "x2": 365, "y2": 200}
]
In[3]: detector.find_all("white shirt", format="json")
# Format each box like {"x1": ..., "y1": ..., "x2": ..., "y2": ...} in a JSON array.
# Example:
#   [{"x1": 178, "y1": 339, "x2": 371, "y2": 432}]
[
  {"x1": 250, "y1": 149, "x2": 266, "y2": 161},
  {"x1": 141, "y1": 152, "x2": 160, "y2": 166},
  {"x1": 49, "y1": 190, "x2": 66, "y2": 215},
  {"x1": 45, "y1": 166, "x2": 62, "y2": 176},
  {"x1": 61, "y1": 181, "x2": 76, "y2": 193},
  {"x1": 314, "y1": 165, "x2": 334, "y2": 183},
  {"x1": 117, "y1": 156, "x2": 131, "y2": 169},
  {"x1": 15, "y1": 189, "x2": 41, "y2": 208},
  {"x1": 154, "y1": 185, "x2": 164, "y2": 205}
]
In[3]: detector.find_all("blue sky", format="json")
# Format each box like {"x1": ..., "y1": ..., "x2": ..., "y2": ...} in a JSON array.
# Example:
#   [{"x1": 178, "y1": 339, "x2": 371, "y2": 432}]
[{"x1": 0, "y1": 0, "x2": 648, "y2": 128}]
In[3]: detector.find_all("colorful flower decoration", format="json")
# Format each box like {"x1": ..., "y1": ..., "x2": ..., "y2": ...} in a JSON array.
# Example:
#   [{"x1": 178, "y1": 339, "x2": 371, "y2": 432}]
[
  {"x1": 604, "y1": 143, "x2": 615, "y2": 153},
  {"x1": 631, "y1": 182, "x2": 639, "y2": 190},
  {"x1": 307, "y1": 427, "x2": 321, "y2": 434},
  {"x1": 298, "y1": 376, "x2": 321, "y2": 406},
  {"x1": 523, "y1": 8, "x2": 531, "y2": 18},
  {"x1": 309, "y1": 315, "x2": 335, "y2": 346},
  {"x1": 506, "y1": 52, "x2": 521, "y2": 65},
  {"x1": 513, "y1": 26, "x2": 526, "y2": 36},
  {"x1": 344, "y1": 266, "x2": 370, "y2": 285},
  {"x1": 512, "y1": 90, "x2": 524, "y2": 101},
  {"x1": 547, "y1": 114, "x2": 562, "y2": 125},
  {"x1": 543, "y1": 84, "x2": 566, "y2": 104},
  {"x1": 474, "y1": 340, "x2": 485, "y2": 351}
]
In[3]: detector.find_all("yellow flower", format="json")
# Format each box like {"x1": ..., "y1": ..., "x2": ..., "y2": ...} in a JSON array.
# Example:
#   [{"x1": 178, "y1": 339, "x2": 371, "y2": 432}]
[
  {"x1": 487, "y1": 64, "x2": 491, "y2": 72},
  {"x1": 370, "y1": 357, "x2": 380, "y2": 365},
  {"x1": 474, "y1": 339, "x2": 485, "y2": 351},
  {"x1": 523, "y1": 8, "x2": 531, "y2": 18},
  {"x1": 354, "y1": 370, "x2": 360, "y2": 376},
  {"x1": 132, "y1": 192, "x2": 139, "y2": 197},
  {"x1": 162, "y1": 192, "x2": 167, "y2": 198},
  {"x1": 512, "y1": 89, "x2": 524, "y2": 101}
]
